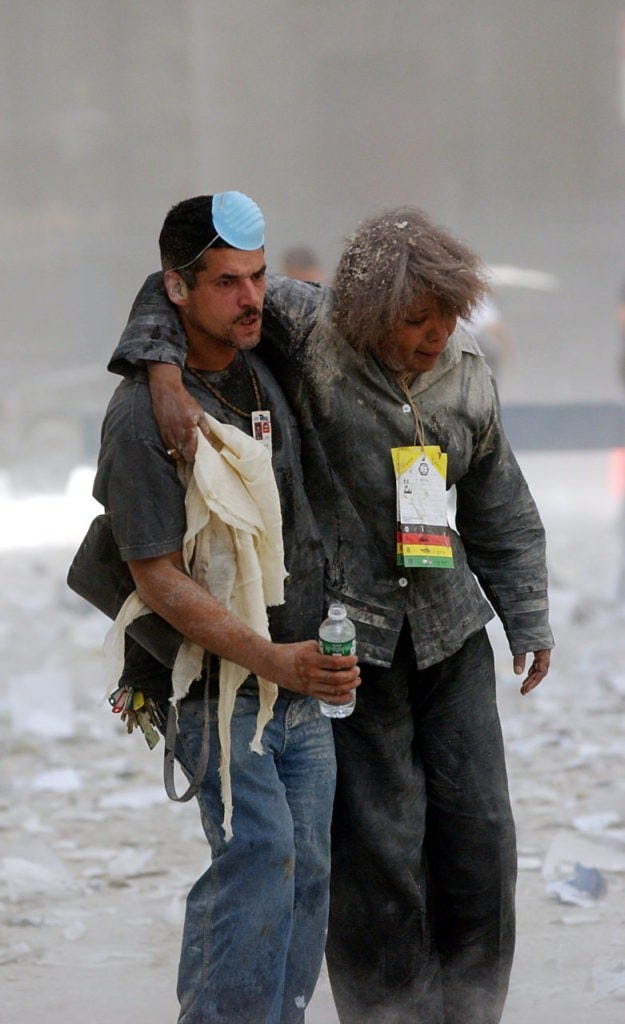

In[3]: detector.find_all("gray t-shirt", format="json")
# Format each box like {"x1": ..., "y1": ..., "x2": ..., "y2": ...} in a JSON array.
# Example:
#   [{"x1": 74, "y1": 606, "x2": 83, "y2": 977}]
[{"x1": 94, "y1": 352, "x2": 325, "y2": 699}]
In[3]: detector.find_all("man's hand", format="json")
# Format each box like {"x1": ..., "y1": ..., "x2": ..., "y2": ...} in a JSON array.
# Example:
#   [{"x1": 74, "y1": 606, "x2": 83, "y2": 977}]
[
  {"x1": 148, "y1": 363, "x2": 205, "y2": 461},
  {"x1": 129, "y1": 555, "x2": 359, "y2": 701},
  {"x1": 259, "y1": 639, "x2": 360, "y2": 703},
  {"x1": 513, "y1": 648, "x2": 551, "y2": 695}
]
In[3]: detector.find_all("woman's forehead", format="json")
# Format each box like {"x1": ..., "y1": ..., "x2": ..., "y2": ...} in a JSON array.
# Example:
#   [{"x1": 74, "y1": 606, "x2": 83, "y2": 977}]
[{"x1": 405, "y1": 290, "x2": 439, "y2": 314}]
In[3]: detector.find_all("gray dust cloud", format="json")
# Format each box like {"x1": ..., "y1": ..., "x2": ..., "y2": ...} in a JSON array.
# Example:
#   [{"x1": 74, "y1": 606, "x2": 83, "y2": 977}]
[{"x1": 2, "y1": 4, "x2": 625, "y2": 1023}]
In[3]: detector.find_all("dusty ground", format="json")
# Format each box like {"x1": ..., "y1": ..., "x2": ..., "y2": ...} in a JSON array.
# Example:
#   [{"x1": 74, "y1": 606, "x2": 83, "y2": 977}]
[{"x1": 2, "y1": 453, "x2": 625, "y2": 1023}]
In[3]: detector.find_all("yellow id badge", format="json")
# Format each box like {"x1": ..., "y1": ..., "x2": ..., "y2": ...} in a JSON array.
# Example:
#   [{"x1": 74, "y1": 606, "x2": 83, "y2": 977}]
[{"x1": 391, "y1": 446, "x2": 454, "y2": 568}]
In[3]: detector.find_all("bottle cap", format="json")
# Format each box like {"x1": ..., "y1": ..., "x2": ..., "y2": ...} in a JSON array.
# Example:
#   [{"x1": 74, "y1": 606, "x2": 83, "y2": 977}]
[{"x1": 328, "y1": 603, "x2": 346, "y2": 620}]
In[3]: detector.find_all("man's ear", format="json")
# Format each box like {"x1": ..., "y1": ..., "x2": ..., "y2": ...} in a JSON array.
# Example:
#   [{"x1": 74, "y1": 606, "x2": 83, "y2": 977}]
[{"x1": 163, "y1": 270, "x2": 188, "y2": 306}]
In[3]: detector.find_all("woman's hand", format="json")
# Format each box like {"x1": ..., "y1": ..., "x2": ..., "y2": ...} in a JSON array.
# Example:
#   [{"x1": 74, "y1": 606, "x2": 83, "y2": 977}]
[
  {"x1": 513, "y1": 648, "x2": 551, "y2": 695},
  {"x1": 148, "y1": 363, "x2": 205, "y2": 461}
]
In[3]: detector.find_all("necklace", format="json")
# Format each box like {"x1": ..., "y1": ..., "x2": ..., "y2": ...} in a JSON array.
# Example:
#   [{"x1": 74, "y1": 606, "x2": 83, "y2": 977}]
[
  {"x1": 187, "y1": 358, "x2": 274, "y2": 454},
  {"x1": 186, "y1": 358, "x2": 262, "y2": 419}
]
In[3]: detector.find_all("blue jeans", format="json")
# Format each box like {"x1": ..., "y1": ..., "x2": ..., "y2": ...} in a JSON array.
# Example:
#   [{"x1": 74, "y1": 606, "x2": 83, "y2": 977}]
[{"x1": 171, "y1": 691, "x2": 336, "y2": 1024}]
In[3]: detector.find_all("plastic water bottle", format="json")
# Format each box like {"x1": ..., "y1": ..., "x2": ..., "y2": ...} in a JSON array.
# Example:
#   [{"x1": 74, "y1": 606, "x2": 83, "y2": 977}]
[{"x1": 318, "y1": 602, "x2": 356, "y2": 718}]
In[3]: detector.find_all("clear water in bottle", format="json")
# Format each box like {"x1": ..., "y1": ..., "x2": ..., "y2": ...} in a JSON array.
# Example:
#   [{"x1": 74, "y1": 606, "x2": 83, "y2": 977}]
[{"x1": 318, "y1": 602, "x2": 356, "y2": 718}]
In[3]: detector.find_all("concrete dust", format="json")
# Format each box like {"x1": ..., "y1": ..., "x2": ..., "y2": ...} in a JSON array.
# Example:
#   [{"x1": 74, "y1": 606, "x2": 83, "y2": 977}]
[{"x1": 2, "y1": 452, "x2": 625, "y2": 1023}]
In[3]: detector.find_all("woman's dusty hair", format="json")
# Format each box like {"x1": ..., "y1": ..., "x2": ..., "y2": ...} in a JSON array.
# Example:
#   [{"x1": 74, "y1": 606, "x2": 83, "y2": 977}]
[{"x1": 332, "y1": 207, "x2": 488, "y2": 363}]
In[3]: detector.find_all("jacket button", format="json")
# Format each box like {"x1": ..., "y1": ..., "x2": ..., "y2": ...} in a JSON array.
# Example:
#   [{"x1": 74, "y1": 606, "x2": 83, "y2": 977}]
[
  {"x1": 398, "y1": 577, "x2": 408, "y2": 587},
  {"x1": 401, "y1": 403, "x2": 412, "y2": 413}
]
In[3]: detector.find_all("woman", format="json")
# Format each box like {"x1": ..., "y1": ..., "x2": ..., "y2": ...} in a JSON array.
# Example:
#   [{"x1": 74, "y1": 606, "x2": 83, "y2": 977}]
[{"x1": 110, "y1": 206, "x2": 553, "y2": 1024}]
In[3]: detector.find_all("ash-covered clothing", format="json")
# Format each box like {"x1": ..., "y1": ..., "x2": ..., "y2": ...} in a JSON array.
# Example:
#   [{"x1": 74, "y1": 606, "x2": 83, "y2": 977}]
[
  {"x1": 110, "y1": 273, "x2": 553, "y2": 669},
  {"x1": 94, "y1": 350, "x2": 325, "y2": 701},
  {"x1": 94, "y1": 349, "x2": 330, "y2": 1024},
  {"x1": 103, "y1": 418, "x2": 287, "y2": 841},
  {"x1": 108, "y1": 272, "x2": 552, "y2": 1024},
  {"x1": 327, "y1": 626, "x2": 516, "y2": 1024}
]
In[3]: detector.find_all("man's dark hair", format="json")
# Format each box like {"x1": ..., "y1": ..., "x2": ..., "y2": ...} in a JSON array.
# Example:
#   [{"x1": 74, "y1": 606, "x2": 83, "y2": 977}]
[
  {"x1": 159, "y1": 196, "x2": 230, "y2": 287},
  {"x1": 332, "y1": 206, "x2": 487, "y2": 366}
]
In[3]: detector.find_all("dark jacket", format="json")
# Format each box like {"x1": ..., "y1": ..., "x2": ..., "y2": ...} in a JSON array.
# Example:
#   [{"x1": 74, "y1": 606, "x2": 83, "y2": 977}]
[{"x1": 110, "y1": 273, "x2": 553, "y2": 668}]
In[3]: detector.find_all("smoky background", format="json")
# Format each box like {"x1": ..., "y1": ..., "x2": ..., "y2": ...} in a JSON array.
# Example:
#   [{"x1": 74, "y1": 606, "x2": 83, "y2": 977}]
[
  {"x1": 2, "y1": 0, "x2": 625, "y2": 485},
  {"x1": 2, "y1": 4, "x2": 625, "y2": 1024}
]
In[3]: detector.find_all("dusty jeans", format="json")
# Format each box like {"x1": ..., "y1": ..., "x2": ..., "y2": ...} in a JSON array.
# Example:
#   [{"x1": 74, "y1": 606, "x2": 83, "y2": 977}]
[
  {"x1": 171, "y1": 691, "x2": 336, "y2": 1024},
  {"x1": 327, "y1": 626, "x2": 517, "y2": 1024}
]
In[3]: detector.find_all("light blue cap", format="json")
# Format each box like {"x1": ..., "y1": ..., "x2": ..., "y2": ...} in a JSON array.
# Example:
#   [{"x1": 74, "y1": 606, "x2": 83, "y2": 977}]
[{"x1": 211, "y1": 191, "x2": 265, "y2": 250}]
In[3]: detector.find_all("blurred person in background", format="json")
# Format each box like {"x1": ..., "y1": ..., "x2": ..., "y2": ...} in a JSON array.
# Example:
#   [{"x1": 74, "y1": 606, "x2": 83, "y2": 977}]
[
  {"x1": 464, "y1": 292, "x2": 515, "y2": 380},
  {"x1": 91, "y1": 191, "x2": 359, "y2": 1024},
  {"x1": 280, "y1": 244, "x2": 325, "y2": 283},
  {"x1": 109, "y1": 205, "x2": 553, "y2": 1024}
]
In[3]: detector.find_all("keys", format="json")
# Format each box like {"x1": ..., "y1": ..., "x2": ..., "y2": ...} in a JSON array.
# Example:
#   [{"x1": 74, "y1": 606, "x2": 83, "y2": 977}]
[
  {"x1": 134, "y1": 708, "x2": 160, "y2": 750},
  {"x1": 108, "y1": 686, "x2": 163, "y2": 749}
]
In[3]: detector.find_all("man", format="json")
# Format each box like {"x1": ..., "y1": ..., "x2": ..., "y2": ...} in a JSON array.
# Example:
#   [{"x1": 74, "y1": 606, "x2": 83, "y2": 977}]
[
  {"x1": 109, "y1": 206, "x2": 553, "y2": 1024},
  {"x1": 280, "y1": 245, "x2": 325, "y2": 283},
  {"x1": 92, "y1": 191, "x2": 359, "y2": 1024},
  {"x1": 464, "y1": 293, "x2": 514, "y2": 380}
]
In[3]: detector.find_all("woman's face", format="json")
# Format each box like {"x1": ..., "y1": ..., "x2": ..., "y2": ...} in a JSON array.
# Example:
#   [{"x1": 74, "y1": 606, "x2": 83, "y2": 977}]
[{"x1": 390, "y1": 293, "x2": 457, "y2": 376}]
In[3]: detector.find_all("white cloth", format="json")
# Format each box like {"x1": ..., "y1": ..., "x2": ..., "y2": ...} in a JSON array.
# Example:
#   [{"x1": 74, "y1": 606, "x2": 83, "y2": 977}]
[{"x1": 104, "y1": 413, "x2": 287, "y2": 839}]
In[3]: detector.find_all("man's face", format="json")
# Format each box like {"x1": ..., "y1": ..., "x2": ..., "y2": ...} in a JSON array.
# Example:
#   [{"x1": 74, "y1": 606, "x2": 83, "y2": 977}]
[{"x1": 172, "y1": 247, "x2": 267, "y2": 370}]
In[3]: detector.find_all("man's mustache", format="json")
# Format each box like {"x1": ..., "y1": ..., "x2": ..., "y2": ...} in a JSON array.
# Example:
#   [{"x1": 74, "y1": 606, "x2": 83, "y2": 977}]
[{"x1": 234, "y1": 306, "x2": 262, "y2": 323}]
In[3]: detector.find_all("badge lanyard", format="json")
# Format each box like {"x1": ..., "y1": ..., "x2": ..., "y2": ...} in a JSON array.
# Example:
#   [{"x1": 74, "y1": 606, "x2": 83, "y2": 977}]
[
  {"x1": 392, "y1": 379, "x2": 454, "y2": 569},
  {"x1": 187, "y1": 362, "x2": 273, "y2": 454}
]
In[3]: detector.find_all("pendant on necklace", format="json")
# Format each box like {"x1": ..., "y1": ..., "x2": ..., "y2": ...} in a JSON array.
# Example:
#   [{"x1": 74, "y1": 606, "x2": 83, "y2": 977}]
[{"x1": 186, "y1": 363, "x2": 273, "y2": 454}]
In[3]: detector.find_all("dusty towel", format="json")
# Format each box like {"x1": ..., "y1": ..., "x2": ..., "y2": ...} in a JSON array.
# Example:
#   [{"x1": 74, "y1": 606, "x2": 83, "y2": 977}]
[{"x1": 104, "y1": 412, "x2": 287, "y2": 839}]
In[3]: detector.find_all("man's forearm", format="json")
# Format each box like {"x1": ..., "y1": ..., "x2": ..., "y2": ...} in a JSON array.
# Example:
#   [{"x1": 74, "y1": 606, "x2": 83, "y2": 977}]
[
  {"x1": 128, "y1": 554, "x2": 360, "y2": 699},
  {"x1": 129, "y1": 555, "x2": 274, "y2": 676}
]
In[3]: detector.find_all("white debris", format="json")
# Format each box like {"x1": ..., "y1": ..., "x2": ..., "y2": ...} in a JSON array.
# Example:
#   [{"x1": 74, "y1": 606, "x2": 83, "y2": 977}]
[
  {"x1": 0, "y1": 466, "x2": 98, "y2": 552},
  {"x1": 0, "y1": 856, "x2": 73, "y2": 902},
  {"x1": 547, "y1": 878, "x2": 597, "y2": 908},
  {"x1": 0, "y1": 942, "x2": 32, "y2": 965},
  {"x1": 518, "y1": 855, "x2": 542, "y2": 871},
  {"x1": 560, "y1": 911, "x2": 602, "y2": 926},
  {"x1": 573, "y1": 811, "x2": 622, "y2": 834},
  {"x1": 105, "y1": 847, "x2": 156, "y2": 879},
  {"x1": 98, "y1": 785, "x2": 166, "y2": 810},
  {"x1": 63, "y1": 920, "x2": 87, "y2": 941},
  {"x1": 542, "y1": 830, "x2": 625, "y2": 878},
  {"x1": 1, "y1": 452, "x2": 625, "y2": 1023},
  {"x1": 7, "y1": 669, "x2": 76, "y2": 739},
  {"x1": 32, "y1": 767, "x2": 82, "y2": 793},
  {"x1": 592, "y1": 962, "x2": 625, "y2": 999}
]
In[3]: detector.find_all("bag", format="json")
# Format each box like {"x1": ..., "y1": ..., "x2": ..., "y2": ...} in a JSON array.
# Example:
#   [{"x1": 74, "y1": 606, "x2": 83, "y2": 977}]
[
  {"x1": 67, "y1": 514, "x2": 181, "y2": 668},
  {"x1": 68, "y1": 514, "x2": 210, "y2": 803}
]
